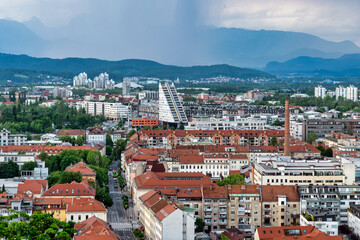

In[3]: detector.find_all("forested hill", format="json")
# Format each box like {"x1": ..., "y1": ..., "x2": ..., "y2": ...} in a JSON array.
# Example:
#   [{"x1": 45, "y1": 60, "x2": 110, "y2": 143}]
[{"x1": 0, "y1": 53, "x2": 272, "y2": 80}]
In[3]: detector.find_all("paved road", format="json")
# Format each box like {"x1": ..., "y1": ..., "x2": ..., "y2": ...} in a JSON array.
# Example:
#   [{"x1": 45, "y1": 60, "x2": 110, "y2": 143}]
[{"x1": 108, "y1": 160, "x2": 135, "y2": 240}]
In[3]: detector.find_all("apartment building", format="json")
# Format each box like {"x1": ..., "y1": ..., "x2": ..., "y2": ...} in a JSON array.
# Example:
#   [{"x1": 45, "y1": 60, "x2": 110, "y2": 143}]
[
  {"x1": 298, "y1": 185, "x2": 360, "y2": 225},
  {"x1": 202, "y1": 185, "x2": 229, "y2": 233},
  {"x1": 290, "y1": 120, "x2": 303, "y2": 140},
  {"x1": 260, "y1": 185, "x2": 300, "y2": 227},
  {"x1": 303, "y1": 119, "x2": 360, "y2": 141},
  {"x1": 254, "y1": 158, "x2": 346, "y2": 186},
  {"x1": 0, "y1": 128, "x2": 27, "y2": 146},
  {"x1": 76, "y1": 101, "x2": 130, "y2": 120},
  {"x1": 137, "y1": 129, "x2": 284, "y2": 147},
  {"x1": 348, "y1": 204, "x2": 360, "y2": 236},
  {"x1": 185, "y1": 118, "x2": 267, "y2": 131},
  {"x1": 138, "y1": 190, "x2": 195, "y2": 240},
  {"x1": 158, "y1": 82, "x2": 187, "y2": 125},
  {"x1": 314, "y1": 85, "x2": 326, "y2": 98},
  {"x1": 132, "y1": 171, "x2": 213, "y2": 218},
  {"x1": 227, "y1": 185, "x2": 261, "y2": 234},
  {"x1": 254, "y1": 226, "x2": 342, "y2": 240},
  {"x1": 132, "y1": 118, "x2": 159, "y2": 127},
  {"x1": 86, "y1": 126, "x2": 106, "y2": 144},
  {"x1": 300, "y1": 209, "x2": 339, "y2": 236},
  {"x1": 66, "y1": 198, "x2": 107, "y2": 223}
]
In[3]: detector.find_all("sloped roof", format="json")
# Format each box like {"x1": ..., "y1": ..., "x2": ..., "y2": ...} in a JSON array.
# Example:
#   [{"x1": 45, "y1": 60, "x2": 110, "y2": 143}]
[
  {"x1": 65, "y1": 160, "x2": 96, "y2": 176},
  {"x1": 261, "y1": 185, "x2": 300, "y2": 202},
  {"x1": 42, "y1": 181, "x2": 95, "y2": 197},
  {"x1": 57, "y1": 129, "x2": 86, "y2": 136},
  {"x1": 67, "y1": 198, "x2": 106, "y2": 213}
]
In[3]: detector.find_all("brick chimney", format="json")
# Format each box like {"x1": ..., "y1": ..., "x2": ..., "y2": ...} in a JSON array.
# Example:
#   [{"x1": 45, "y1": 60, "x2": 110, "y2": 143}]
[{"x1": 284, "y1": 100, "x2": 291, "y2": 156}]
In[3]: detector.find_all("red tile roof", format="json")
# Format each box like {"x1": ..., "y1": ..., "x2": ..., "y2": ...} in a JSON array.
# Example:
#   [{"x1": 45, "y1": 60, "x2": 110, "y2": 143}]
[
  {"x1": 227, "y1": 185, "x2": 261, "y2": 195},
  {"x1": 24, "y1": 180, "x2": 48, "y2": 190},
  {"x1": 74, "y1": 215, "x2": 119, "y2": 240},
  {"x1": 139, "y1": 190, "x2": 177, "y2": 221},
  {"x1": 42, "y1": 181, "x2": 95, "y2": 197},
  {"x1": 261, "y1": 185, "x2": 300, "y2": 202},
  {"x1": 65, "y1": 160, "x2": 96, "y2": 176},
  {"x1": 256, "y1": 226, "x2": 343, "y2": 239},
  {"x1": 134, "y1": 171, "x2": 213, "y2": 189},
  {"x1": 57, "y1": 129, "x2": 86, "y2": 136},
  {"x1": 179, "y1": 155, "x2": 204, "y2": 164},
  {"x1": 67, "y1": 198, "x2": 106, "y2": 213},
  {"x1": 203, "y1": 185, "x2": 228, "y2": 198},
  {"x1": 0, "y1": 145, "x2": 97, "y2": 154},
  {"x1": 17, "y1": 182, "x2": 44, "y2": 195}
]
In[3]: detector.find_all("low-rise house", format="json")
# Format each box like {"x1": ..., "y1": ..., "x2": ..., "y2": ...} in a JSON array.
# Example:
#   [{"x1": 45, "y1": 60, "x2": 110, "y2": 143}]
[
  {"x1": 86, "y1": 126, "x2": 106, "y2": 144},
  {"x1": 57, "y1": 129, "x2": 86, "y2": 139},
  {"x1": 65, "y1": 161, "x2": 97, "y2": 183},
  {"x1": 66, "y1": 197, "x2": 107, "y2": 223},
  {"x1": 17, "y1": 180, "x2": 48, "y2": 198},
  {"x1": 74, "y1": 216, "x2": 121, "y2": 240}
]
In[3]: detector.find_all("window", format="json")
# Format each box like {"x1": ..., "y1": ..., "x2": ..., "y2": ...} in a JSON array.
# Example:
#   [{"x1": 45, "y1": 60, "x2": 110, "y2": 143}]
[
  {"x1": 71, "y1": 215, "x2": 74, "y2": 221},
  {"x1": 78, "y1": 215, "x2": 81, "y2": 220},
  {"x1": 86, "y1": 215, "x2": 89, "y2": 219}
]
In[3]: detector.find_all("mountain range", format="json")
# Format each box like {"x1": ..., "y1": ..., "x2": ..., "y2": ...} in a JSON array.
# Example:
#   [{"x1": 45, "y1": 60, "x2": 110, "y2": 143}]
[
  {"x1": 0, "y1": 18, "x2": 359, "y2": 68},
  {"x1": 0, "y1": 53, "x2": 271, "y2": 81},
  {"x1": 265, "y1": 54, "x2": 360, "y2": 76}
]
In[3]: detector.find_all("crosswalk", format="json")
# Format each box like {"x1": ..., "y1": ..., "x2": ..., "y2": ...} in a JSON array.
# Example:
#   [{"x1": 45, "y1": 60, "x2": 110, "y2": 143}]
[{"x1": 110, "y1": 222, "x2": 132, "y2": 231}]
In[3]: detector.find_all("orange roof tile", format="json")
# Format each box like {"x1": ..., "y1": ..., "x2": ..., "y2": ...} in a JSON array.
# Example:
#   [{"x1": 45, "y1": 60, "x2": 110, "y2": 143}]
[
  {"x1": 261, "y1": 185, "x2": 299, "y2": 202},
  {"x1": 57, "y1": 129, "x2": 86, "y2": 136},
  {"x1": 179, "y1": 155, "x2": 204, "y2": 164},
  {"x1": 65, "y1": 161, "x2": 96, "y2": 176},
  {"x1": 67, "y1": 198, "x2": 106, "y2": 213},
  {"x1": 203, "y1": 185, "x2": 228, "y2": 198},
  {"x1": 42, "y1": 181, "x2": 95, "y2": 197},
  {"x1": 256, "y1": 226, "x2": 343, "y2": 240}
]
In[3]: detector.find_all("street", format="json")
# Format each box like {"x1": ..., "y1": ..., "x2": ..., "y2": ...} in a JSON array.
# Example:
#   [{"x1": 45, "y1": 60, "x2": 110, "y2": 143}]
[{"x1": 108, "y1": 160, "x2": 135, "y2": 240}]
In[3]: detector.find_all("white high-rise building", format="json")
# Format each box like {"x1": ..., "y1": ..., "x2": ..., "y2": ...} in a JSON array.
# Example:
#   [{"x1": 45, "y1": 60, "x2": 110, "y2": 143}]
[
  {"x1": 73, "y1": 72, "x2": 114, "y2": 89},
  {"x1": 159, "y1": 82, "x2": 187, "y2": 124},
  {"x1": 122, "y1": 78, "x2": 131, "y2": 96},
  {"x1": 314, "y1": 85, "x2": 326, "y2": 98},
  {"x1": 347, "y1": 85, "x2": 358, "y2": 101},
  {"x1": 335, "y1": 86, "x2": 347, "y2": 100}
]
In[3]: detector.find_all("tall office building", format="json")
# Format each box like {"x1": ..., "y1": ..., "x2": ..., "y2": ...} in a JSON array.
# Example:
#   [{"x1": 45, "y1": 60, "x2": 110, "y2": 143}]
[
  {"x1": 159, "y1": 82, "x2": 188, "y2": 125},
  {"x1": 314, "y1": 85, "x2": 326, "y2": 98},
  {"x1": 346, "y1": 85, "x2": 358, "y2": 101}
]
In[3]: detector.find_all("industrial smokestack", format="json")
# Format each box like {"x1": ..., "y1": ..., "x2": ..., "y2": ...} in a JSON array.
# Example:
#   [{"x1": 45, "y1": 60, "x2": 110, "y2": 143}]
[{"x1": 284, "y1": 100, "x2": 291, "y2": 156}]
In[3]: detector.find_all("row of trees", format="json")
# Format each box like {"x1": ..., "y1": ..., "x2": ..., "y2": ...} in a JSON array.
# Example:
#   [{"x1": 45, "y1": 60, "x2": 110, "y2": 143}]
[
  {"x1": 0, "y1": 210, "x2": 76, "y2": 239},
  {"x1": 0, "y1": 101, "x2": 105, "y2": 134}
]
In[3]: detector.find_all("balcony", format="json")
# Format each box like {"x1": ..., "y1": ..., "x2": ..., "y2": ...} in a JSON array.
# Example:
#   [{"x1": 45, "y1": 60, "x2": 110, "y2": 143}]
[
  {"x1": 219, "y1": 214, "x2": 227, "y2": 219},
  {"x1": 238, "y1": 224, "x2": 252, "y2": 230},
  {"x1": 205, "y1": 220, "x2": 212, "y2": 226},
  {"x1": 204, "y1": 215, "x2": 212, "y2": 219},
  {"x1": 219, "y1": 220, "x2": 227, "y2": 225},
  {"x1": 220, "y1": 208, "x2": 227, "y2": 213},
  {"x1": 220, "y1": 201, "x2": 227, "y2": 206},
  {"x1": 204, "y1": 208, "x2": 212, "y2": 212}
]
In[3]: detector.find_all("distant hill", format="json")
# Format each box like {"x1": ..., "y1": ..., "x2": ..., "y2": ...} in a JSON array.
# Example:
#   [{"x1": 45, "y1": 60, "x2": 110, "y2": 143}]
[
  {"x1": 0, "y1": 53, "x2": 272, "y2": 81},
  {"x1": 264, "y1": 54, "x2": 360, "y2": 76},
  {"x1": 0, "y1": 19, "x2": 359, "y2": 67}
]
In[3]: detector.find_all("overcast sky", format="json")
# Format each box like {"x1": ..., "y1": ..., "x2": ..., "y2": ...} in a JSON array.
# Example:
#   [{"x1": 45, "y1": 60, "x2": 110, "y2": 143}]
[{"x1": 0, "y1": 0, "x2": 358, "y2": 45}]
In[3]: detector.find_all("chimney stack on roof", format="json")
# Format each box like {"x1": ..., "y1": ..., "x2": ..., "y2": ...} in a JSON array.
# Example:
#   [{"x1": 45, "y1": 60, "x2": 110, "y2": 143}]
[{"x1": 284, "y1": 100, "x2": 291, "y2": 156}]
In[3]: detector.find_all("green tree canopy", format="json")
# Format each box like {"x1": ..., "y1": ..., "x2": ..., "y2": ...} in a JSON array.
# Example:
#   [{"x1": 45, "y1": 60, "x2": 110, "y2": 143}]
[
  {"x1": 216, "y1": 174, "x2": 246, "y2": 186},
  {"x1": 0, "y1": 210, "x2": 76, "y2": 239},
  {"x1": 21, "y1": 161, "x2": 38, "y2": 171},
  {"x1": 306, "y1": 132, "x2": 318, "y2": 144}
]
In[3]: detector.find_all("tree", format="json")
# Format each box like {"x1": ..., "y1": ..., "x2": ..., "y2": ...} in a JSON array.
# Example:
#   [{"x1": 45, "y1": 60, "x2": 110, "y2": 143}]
[
  {"x1": 38, "y1": 152, "x2": 49, "y2": 162},
  {"x1": 0, "y1": 210, "x2": 76, "y2": 239},
  {"x1": 1, "y1": 184, "x2": 5, "y2": 193},
  {"x1": 270, "y1": 136, "x2": 278, "y2": 146},
  {"x1": 128, "y1": 130, "x2": 136, "y2": 138},
  {"x1": 21, "y1": 161, "x2": 38, "y2": 171},
  {"x1": 216, "y1": 174, "x2": 246, "y2": 186},
  {"x1": 306, "y1": 132, "x2": 318, "y2": 144},
  {"x1": 272, "y1": 120, "x2": 284, "y2": 127},
  {"x1": 47, "y1": 171, "x2": 82, "y2": 187},
  {"x1": 0, "y1": 161, "x2": 19, "y2": 178},
  {"x1": 323, "y1": 147, "x2": 333, "y2": 157},
  {"x1": 106, "y1": 134, "x2": 114, "y2": 147},
  {"x1": 17, "y1": 150, "x2": 26, "y2": 155},
  {"x1": 75, "y1": 135, "x2": 84, "y2": 146},
  {"x1": 179, "y1": 124, "x2": 185, "y2": 130},
  {"x1": 195, "y1": 218, "x2": 205, "y2": 232}
]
